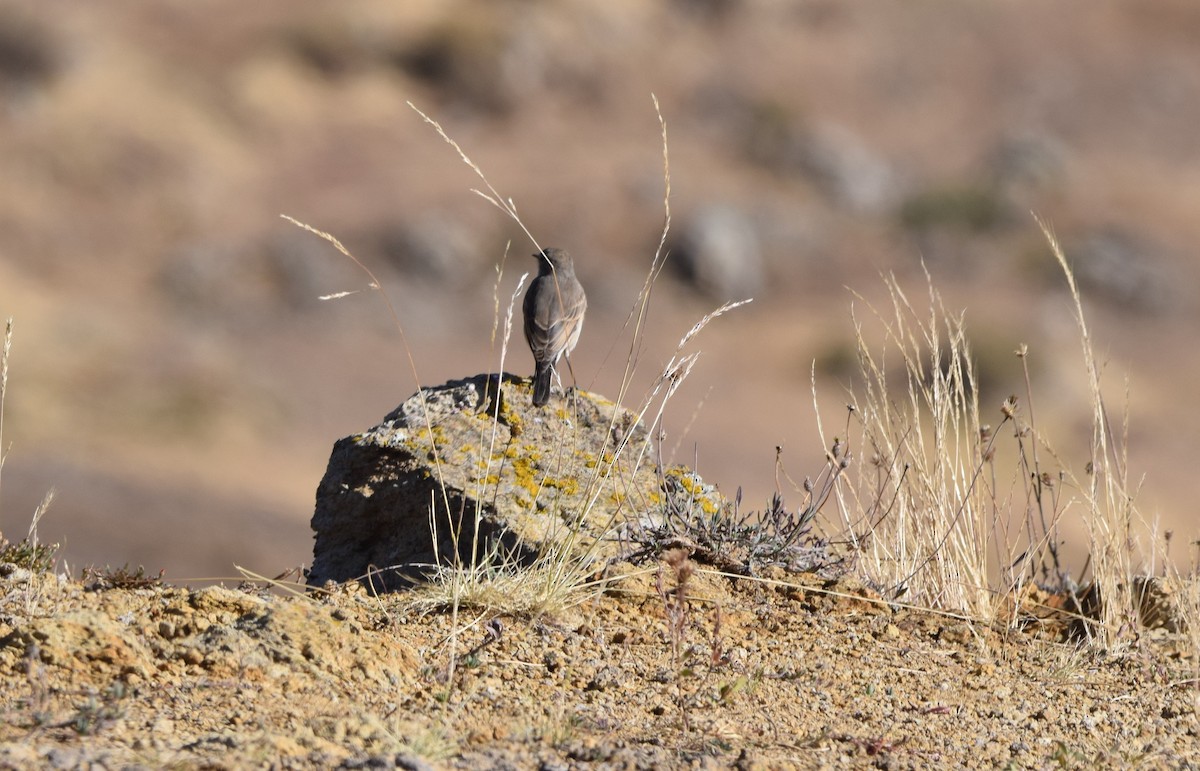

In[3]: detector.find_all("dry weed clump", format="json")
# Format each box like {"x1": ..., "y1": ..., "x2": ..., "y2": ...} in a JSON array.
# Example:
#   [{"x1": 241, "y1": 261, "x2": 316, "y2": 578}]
[
  {"x1": 797, "y1": 218, "x2": 1188, "y2": 653},
  {"x1": 824, "y1": 269, "x2": 1010, "y2": 622},
  {"x1": 631, "y1": 464, "x2": 845, "y2": 579}
]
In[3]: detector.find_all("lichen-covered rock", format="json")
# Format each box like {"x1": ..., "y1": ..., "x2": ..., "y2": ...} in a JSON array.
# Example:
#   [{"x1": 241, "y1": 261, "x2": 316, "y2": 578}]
[{"x1": 307, "y1": 374, "x2": 720, "y2": 592}]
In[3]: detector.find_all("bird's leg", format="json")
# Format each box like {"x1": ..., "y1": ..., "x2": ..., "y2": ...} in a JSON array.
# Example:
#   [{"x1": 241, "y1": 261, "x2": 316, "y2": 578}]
[{"x1": 563, "y1": 353, "x2": 581, "y2": 397}]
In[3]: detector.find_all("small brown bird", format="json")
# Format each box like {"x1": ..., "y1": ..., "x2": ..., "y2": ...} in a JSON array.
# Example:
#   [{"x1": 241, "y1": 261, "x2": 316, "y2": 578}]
[{"x1": 523, "y1": 247, "x2": 587, "y2": 407}]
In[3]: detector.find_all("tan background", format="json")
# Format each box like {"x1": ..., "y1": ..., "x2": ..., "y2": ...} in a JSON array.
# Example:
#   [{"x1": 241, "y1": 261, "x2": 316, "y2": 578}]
[{"x1": 1, "y1": 0, "x2": 1197, "y2": 581}]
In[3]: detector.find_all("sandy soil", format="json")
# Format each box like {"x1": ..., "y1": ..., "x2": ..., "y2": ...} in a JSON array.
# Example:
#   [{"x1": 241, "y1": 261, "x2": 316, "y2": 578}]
[{"x1": 1, "y1": 562, "x2": 1196, "y2": 769}]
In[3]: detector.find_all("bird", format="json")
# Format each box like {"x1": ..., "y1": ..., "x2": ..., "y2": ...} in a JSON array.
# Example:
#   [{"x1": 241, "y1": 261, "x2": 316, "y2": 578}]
[{"x1": 523, "y1": 247, "x2": 587, "y2": 407}]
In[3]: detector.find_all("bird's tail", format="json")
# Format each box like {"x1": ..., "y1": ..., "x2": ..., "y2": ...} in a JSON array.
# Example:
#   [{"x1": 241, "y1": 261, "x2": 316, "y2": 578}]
[{"x1": 532, "y1": 363, "x2": 553, "y2": 407}]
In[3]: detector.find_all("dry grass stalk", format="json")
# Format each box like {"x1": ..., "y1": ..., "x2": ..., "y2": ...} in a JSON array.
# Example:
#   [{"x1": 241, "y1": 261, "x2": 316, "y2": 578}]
[
  {"x1": 1036, "y1": 216, "x2": 1146, "y2": 647},
  {"x1": 830, "y1": 269, "x2": 999, "y2": 620}
]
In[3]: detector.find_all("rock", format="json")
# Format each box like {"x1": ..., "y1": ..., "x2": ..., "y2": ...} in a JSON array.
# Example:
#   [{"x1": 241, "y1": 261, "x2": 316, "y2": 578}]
[
  {"x1": 159, "y1": 231, "x2": 352, "y2": 317},
  {"x1": 986, "y1": 131, "x2": 1067, "y2": 197},
  {"x1": 375, "y1": 214, "x2": 480, "y2": 285},
  {"x1": 671, "y1": 203, "x2": 764, "y2": 301},
  {"x1": 1068, "y1": 228, "x2": 1179, "y2": 314},
  {"x1": 307, "y1": 374, "x2": 716, "y2": 592},
  {"x1": 0, "y1": 10, "x2": 61, "y2": 110},
  {"x1": 264, "y1": 228, "x2": 358, "y2": 312},
  {"x1": 0, "y1": 562, "x2": 33, "y2": 583},
  {"x1": 392, "y1": 9, "x2": 599, "y2": 116},
  {"x1": 724, "y1": 97, "x2": 900, "y2": 213},
  {"x1": 792, "y1": 123, "x2": 900, "y2": 214}
]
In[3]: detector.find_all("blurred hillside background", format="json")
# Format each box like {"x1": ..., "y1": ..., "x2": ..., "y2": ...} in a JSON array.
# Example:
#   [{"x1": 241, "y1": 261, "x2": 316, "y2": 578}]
[{"x1": 1, "y1": 0, "x2": 1198, "y2": 581}]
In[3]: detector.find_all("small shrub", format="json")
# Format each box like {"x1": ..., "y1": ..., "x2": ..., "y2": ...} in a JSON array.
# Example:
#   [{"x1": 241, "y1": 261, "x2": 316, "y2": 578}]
[
  {"x1": 0, "y1": 535, "x2": 58, "y2": 574},
  {"x1": 82, "y1": 564, "x2": 166, "y2": 591},
  {"x1": 900, "y1": 184, "x2": 1009, "y2": 233}
]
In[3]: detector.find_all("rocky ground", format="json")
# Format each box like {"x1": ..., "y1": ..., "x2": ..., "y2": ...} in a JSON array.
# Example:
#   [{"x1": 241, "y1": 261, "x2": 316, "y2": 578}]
[
  {"x1": 4, "y1": 0, "x2": 1200, "y2": 581},
  {"x1": 1, "y1": 559, "x2": 1196, "y2": 769}
]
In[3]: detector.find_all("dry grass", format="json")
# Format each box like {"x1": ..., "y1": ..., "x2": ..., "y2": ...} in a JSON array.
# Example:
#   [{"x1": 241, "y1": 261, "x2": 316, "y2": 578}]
[
  {"x1": 1037, "y1": 217, "x2": 1146, "y2": 646},
  {"x1": 826, "y1": 268, "x2": 999, "y2": 619},
  {"x1": 805, "y1": 217, "x2": 1188, "y2": 652}
]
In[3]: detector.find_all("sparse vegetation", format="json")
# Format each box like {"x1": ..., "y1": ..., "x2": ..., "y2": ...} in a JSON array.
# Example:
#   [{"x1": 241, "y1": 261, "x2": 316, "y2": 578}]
[
  {"x1": 80, "y1": 563, "x2": 165, "y2": 591},
  {"x1": 0, "y1": 535, "x2": 57, "y2": 575},
  {"x1": 631, "y1": 466, "x2": 842, "y2": 577},
  {"x1": 0, "y1": 320, "x2": 60, "y2": 577},
  {"x1": 900, "y1": 184, "x2": 1010, "y2": 233}
]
